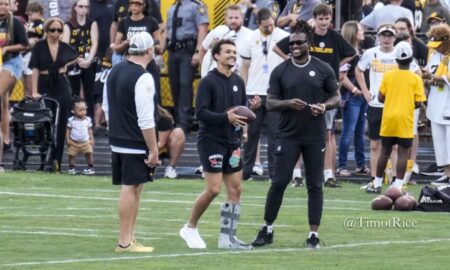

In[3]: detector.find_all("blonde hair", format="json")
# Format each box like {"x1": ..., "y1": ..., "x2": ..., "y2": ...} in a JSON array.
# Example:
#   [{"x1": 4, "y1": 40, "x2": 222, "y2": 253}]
[{"x1": 341, "y1": 20, "x2": 360, "y2": 49}]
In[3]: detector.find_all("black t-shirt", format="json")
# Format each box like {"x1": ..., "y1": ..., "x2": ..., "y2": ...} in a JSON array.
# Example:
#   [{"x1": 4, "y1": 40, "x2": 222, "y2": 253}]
[
  {"x1": 0, "y1": 16, "x2": 29, "y2": 60},
  {"x1": 195, "y1": 69, "x2": 246, "y2": 148},
  {"x1": 277, "y1": 29, "x2": 356, "y2": 78},
  {"x1": 29, "y1": 39, "x2": 78, "y2": 71},
  {"x1": 27, "y1": 18, "x2": 45, "y2": 39},
  {"x1": 117, "y1": 16, "x2": 159, "y2": 41},
  {"x1": 90, "y1": 0, "x2": 114, "y2": 58},
  {"x1": 268, "y1": 57, "x2": 338, "y2": 142},
  {"x1": 113, "y1": 0, "x2": 162, "y2": 24},
  {"x1": 66, "y1": 19, "x2": 94, "y2": 57}
]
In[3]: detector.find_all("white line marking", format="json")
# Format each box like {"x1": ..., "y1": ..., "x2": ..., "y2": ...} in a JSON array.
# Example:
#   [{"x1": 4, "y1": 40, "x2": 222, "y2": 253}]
[
  {"x1": 0, "y1": 230, "x2": 161, "y2": 240},
  {"x1": 3, "y1": 238, "x2": 450, "y2": 267}
]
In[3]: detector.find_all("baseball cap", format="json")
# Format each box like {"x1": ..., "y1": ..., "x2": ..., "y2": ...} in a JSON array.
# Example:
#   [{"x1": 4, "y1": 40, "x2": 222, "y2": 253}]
[
  {"x1": 426, "y1": 12, "x2": 445, "y2": 23},
  {"x1": 377, "y1": 24, "x2": 396, "y2": 36},
  {"x1": 428, "y1": 34, "x2": 449, "y2": 49},
  {"x1": 394, "y1": 41, "x2": 413, "y2": 60},
  {"x1": 128, "y1": 32, "x2": 154, "y2": 54}
]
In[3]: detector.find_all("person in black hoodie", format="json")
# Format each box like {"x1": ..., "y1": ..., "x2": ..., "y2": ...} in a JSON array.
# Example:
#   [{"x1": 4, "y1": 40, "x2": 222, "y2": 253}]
[{"x1": 179, "y1": 39, "x2": 260, "y2": 250}]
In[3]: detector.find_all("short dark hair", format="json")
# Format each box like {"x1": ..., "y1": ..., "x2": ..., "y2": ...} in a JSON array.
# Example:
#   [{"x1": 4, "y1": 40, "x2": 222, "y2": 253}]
[
  {"x1": 256, "y1": 8, "x2": 272, "y2": 25},
  {"x1": 395, "y1": 17, "x2": 415, "y2": 37},
  {"x1": 71, "y1": 96, "x2": 86, "y2": 109},
  {"x1": 26, "y1": 2, "x2": 44, "y2": 14},
  {"x1": 394, "y1": 32, "x2": 411, "y2": 45},
  {"x1": 313, "y1": 3, "x2": 332, "y2": 17},
  {"x1": 396, "y1": 57, "x2": 413, "y2": 66},
  {"x1": 211, "y1": 39, "x2": 236, "y2": 61}
]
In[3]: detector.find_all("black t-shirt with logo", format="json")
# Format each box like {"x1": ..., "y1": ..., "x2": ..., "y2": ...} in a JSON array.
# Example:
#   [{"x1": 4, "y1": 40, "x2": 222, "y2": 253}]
[
  {"x1": 0, "y1": 16, "x2": 29, "y2": 60},
  {"x1": 277, "y1": 29, "x2": 356, "y2": 78},
  {"x1": 113, "y1": 0, "x2": 162, "y2": 24},
  {"x1": 27, "y1": 18, "x2": 45, "y2": 39},
  {"x1": 268, "y1": 57, "x2": 338, "y2": 142},
  {"x1": 117, "y1": 16, "x2": 159, "y2": 41},
  {"x1": 66, "y1": 19, "x2": 94, "y2": 57}
]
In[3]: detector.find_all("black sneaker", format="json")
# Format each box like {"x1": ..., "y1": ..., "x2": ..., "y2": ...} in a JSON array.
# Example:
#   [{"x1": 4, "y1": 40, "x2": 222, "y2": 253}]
[
  {"x1": 421, "y1": 163, "x2": 444, "y2": 176},
  {"x1": 3, "y1": 143, "x2": 12, "y2": 153},
  {"x1": 305, "y1": 234, "x2": 321, "y2": 249},
  {"x1": 324, "y1": 178, "x2": 342, "y2": 188},
  {"x1": 251, "y1": 226, "x2": 273, "y2": 247},
  {"x1": 431, "y1": 175, "x2": 450, "y2": 187},
  {"x1": 365, "y1": 183, "x2": 381, "y2": 194},
  {"x1": 291, "y1": 177, "x2": 304, "y2": 187}
]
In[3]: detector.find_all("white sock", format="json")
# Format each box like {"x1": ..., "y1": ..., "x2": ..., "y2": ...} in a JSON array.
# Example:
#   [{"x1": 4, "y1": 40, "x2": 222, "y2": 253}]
[
  {"x1": 324, "y1": 169, "x2": 333, "y2": 180},
  {"x1": 293, "y1": 168, "x2": 302, "y2": 178},
  {"x1": 374, "y1": 176, "x2": 383, "y2": 188},
  {"x1": 308, "y1": 231, "x2": 318, "y2": 238},
  {"x1": 266, "y1": 224, "x2": 273, "y2": 233},
  {"x1": 393, "y1": 179, "x2": 404, "y2": 187}
]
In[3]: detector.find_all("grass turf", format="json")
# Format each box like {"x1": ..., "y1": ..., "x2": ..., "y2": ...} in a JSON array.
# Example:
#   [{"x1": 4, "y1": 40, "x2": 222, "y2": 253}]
[{"x1": 1, "y1": 172, "x2": 449, "y2": 270}]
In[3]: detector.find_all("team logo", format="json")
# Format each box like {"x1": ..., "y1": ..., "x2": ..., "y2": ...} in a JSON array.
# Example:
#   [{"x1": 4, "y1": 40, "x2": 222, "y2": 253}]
[
  {"x1": 319, "y1": 42, "x2": 325, "y2": 48},
  {"x1": 233, "y1": 85, "x2": 238, "y2": 92},
  {"x1": 277, "y1": 145, "x2": 281, "y2": 151},
  {"x1": 208, "y1": 154, "x2": 223, "y2": 169},
  {"x1": 309, "y1": 71, "x2": 316, "y2": 77},
  {"x1": 198, "y1": 5, "x2": 206, "y2": 15}
]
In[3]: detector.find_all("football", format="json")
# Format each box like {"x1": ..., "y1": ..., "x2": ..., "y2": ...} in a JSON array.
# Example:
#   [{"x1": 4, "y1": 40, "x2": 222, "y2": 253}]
[
  {"x1": 384, "y1": 186, "x2": 404, "y2": 202},
  {"x1": 394, "y1": 195, "x2": 415, "y2": 211},
  {"x1": 405, "y1": 194, "x2": 418, "y2": 210},
  {"x1": 226, "y1": 105, "x2": 256, "y2": 123},
  {"x1": 371, "y1": 195, "x2": 393, "y2": 210}
]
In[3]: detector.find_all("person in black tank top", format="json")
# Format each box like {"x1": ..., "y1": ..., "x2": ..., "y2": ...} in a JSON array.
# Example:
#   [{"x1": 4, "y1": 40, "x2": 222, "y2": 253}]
[{"x1": 63, "y1": 0, "x2": 99, "y2": 121}]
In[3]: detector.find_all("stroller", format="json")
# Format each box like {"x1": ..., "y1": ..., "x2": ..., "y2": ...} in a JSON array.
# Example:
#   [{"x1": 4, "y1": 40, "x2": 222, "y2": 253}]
[{"x1": 10, "y1": 96, "x2": 60, "y2": 171}]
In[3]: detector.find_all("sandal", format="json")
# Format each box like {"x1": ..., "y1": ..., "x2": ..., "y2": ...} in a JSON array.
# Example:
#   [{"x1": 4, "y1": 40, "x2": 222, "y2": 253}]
[
  {"x1": 355, "y1": 166, "x2": 371, "y2": 174},
  {"x1": 336, "y1": 168, "x2": 352, "y2": 177}
]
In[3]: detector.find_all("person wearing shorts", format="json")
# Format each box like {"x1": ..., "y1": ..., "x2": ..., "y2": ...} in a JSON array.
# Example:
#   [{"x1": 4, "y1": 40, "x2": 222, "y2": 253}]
[
  {"x1": 179, "y1": 39, "x2": 260, "y2": 250},
  {"x1": 102, "y1": 32, "x2": 160, "y2": 253},
  {"x1": 372, "y1": 41, "x2": 426, "y2": 193}
]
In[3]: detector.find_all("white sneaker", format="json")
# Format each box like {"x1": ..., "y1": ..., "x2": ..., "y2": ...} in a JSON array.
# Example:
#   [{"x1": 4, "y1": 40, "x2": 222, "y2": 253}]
[
  {"x1": 68, "y1": 168, "x2": 76, "y2": 175},
  {"x1": 412, "y1": 163, "x2": 420, "y2": 175},
  {"x1": 0, "y1": 166, "x2": 4, "y2": 173},
  {"x1": 252, "y1": 163, "x2": 263, "y2": 176},
  {"x1": 164, "y1": 166, "x2": 178, "y2": 179},
  {"x1": 82, "y1": 168, "x2": 95, "y2": 175},
  {"x1": 292, "y1": 168, "x2": 302, "y2": 180},
  {"x1": 179, "y1": 224, "x2": 206, "y2": 249}
]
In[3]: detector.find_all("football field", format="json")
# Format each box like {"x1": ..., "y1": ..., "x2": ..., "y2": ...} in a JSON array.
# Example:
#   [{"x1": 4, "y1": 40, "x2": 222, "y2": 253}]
[{"x1": 1, "y1": 173, "x2": 449, "y2": 270}]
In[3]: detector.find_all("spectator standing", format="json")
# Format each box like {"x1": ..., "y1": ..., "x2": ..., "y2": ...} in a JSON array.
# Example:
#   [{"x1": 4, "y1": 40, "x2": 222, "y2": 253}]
[
  {"x1": 276, "y1": 0, "x2": 320, "y2": 30},
  {"x1": 360, "y1": 0, "x2": 414, "y2": 30},
  {"x1": 241, "y1": 0, "x2": 280, "y2": 30},
  {"x1": 421, "y1": 0, "x2": 450, "y2": 33}
]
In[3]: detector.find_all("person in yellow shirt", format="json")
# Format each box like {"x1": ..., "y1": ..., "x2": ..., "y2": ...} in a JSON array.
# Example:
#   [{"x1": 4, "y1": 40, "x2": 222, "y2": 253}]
[{"x1": 372, "y1": 41, "x2": 427, "y2": 192}]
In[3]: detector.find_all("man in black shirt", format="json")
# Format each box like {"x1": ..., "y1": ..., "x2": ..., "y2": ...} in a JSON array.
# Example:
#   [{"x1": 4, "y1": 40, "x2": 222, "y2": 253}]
[
  {"x1": 179, "y1": 39, "x2": 260, "y2": 250},
  {"x1": 252, "y1": 22, "x2": 340, "y2": 249}
]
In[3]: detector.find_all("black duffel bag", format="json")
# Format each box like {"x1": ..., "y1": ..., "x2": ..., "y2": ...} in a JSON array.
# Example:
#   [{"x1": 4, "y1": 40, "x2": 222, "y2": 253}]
[{"x1": 417, "y1": 185, "x2": 450, "y2": 212}]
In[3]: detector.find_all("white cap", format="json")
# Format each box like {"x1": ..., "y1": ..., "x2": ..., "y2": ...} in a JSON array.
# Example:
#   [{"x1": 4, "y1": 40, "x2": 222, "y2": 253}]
[
  {"x1": 210, "y1": 25, "x2": 237, "y2": 41},
  {"x1": 394, "y1": 41, "x2": 413, "y2": 60},
  {"x1": 128, "y1": 32, "x2": 154, "y2": 54}
]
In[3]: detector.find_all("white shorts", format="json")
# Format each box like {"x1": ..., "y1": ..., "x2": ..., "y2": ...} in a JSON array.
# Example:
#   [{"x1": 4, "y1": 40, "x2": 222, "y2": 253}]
[
  {"x1": 431, "y1": 121, "x2": 450, "y2": 167},
  {"x1": 325, "y1": 109, "x2": 336, "y2": 130},
  {"x1": 413, "y1": 108, "x2": 420, "y2": 136},
  {"x1": 22, "y1": 51, "x2": 32, "y2": 76}
]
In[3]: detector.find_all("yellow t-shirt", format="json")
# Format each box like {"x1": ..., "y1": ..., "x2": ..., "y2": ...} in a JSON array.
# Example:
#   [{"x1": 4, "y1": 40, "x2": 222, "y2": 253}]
[{"x1": 379, "y1": 69, "x2": 427, "y2": 138}]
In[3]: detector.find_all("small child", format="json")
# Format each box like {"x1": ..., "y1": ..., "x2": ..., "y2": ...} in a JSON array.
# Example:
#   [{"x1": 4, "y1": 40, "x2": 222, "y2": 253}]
[
  {"x1": 66, "y1": 98, "x2": 95, "y2": 175},
  {"x1": 372, "y1": 41, "x2": 427, "y2": 192}
]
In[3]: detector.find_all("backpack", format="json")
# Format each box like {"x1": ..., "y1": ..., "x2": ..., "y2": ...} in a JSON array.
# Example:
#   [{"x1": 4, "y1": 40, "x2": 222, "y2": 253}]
[{"x1": 417, "y1": 185, "x2": 450, "y2": 212}]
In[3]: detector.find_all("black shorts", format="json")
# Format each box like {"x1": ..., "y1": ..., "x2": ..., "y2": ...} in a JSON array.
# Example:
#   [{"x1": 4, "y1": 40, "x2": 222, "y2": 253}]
[
  {"x1": 381, "y1": 136, "x2": 413, "y2": 149},
  {"x1": 112, "y1": 152, "x2": 153, "y2": 185},
  {"x1": 197, "y1": 138, "x2": 242, "y2": 174},
  {"x1": 367, "y1": 106, "x2": 383, "y2": 140}
]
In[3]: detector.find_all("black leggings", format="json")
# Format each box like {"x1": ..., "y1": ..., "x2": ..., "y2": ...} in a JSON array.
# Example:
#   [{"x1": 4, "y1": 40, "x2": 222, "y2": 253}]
[
  {"x1": 68, "y1": 64, "x2": 95, "y2": 120},
  {"x1": 264, "y1": 139, "x2": 325, "y2": 226}
]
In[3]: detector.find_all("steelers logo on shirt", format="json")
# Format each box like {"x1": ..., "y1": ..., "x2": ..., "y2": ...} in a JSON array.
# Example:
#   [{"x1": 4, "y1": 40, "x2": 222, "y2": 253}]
[
  {"x1": 233, "y1": 85, "x2": 238, "y2": 92},
  {"x1": 319, "y1": 42, "x2": 325, "y2": 48},
  {"x1": 309, "y1": 71, "x2": 316, "y2": 77}
]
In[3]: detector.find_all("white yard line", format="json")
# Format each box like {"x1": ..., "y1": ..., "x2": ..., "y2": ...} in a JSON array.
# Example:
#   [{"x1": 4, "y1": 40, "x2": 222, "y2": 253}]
[
  {"x1": 3, "y1": 238, "x2": 450, "y2": 268},
  {"x1": 0, "y1": 230, "x2": 159, "y2": 240}
]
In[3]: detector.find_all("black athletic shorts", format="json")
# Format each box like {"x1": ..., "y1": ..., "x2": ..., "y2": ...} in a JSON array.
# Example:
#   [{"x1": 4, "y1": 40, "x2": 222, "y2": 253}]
[
  {"x1": 366, "y1": 106, "x2": 383, "y2": 140},
  {"x1": 381, "y1": 136, "x2": 413, "y2": 149},
  {"x1": 112, "y1": 152, "x2": 153, "y2": 185},
  {"x1": 197, "y1": 138, "x2": 242, "y2": 174}
]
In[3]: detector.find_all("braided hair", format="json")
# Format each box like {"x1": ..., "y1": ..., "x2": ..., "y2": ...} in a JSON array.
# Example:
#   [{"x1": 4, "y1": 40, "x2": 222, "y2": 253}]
[{"x1": 291, "y1": 20, "x2": 314, "y2": 46}]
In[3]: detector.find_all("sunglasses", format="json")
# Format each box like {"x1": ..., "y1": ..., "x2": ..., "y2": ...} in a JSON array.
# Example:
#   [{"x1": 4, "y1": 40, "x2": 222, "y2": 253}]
[
  {"x1": 289, "y1": 40, "x2": 308, "y2": 46},
  {"x1": 48, "y1": 28, "x2": 63, "y2": 33},
  {"x1": 76, "y1": 5, "x2": 89, "y2": 9},
  {"x1": 129, "y1": 1, "x2": 144, "y2": 6}
]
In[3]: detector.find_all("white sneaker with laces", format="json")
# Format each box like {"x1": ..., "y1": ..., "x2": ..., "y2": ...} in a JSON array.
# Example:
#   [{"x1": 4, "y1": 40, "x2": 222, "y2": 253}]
[
  {"x1": 252, "y1": 163, "x2": 263, "y2": 176},
  {"x1": 412, "y1": 163, "x2": 420, "y2": 175},
  {"x1": 179, "y1": 224, "x2": 206, "y2": 249},
  {"x1": 164, "y1": 166, "x2": 178, "y2": 179},
  {"x1": 82, "y1": 168, "x2": 95, "y2": 175},
  {"x1": 68, "y1": 168, "x2": 76, "y2": 175}
]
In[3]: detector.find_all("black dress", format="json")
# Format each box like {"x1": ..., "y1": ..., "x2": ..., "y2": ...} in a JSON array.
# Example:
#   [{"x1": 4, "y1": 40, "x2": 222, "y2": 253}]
[{"x1": 29, "y1": 40, "x2": 78, "y2": 170}]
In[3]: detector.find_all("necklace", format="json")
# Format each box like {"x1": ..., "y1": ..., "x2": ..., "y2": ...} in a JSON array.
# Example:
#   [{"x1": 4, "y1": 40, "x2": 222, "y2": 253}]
[{"x1": 291, "y1": 56, "x2": 311, "y2": 68}]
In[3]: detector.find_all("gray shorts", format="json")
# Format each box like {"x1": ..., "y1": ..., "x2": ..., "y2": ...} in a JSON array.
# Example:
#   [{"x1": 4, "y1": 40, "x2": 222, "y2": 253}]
[{"x1": 325, "y1": 109, "x2": 337, "y2": 130}]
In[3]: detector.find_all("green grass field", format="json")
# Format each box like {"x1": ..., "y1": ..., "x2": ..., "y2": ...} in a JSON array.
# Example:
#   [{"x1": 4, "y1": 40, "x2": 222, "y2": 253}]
[{"x1": 1, "y1": 173, "x2": 449, "y2": 270}]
